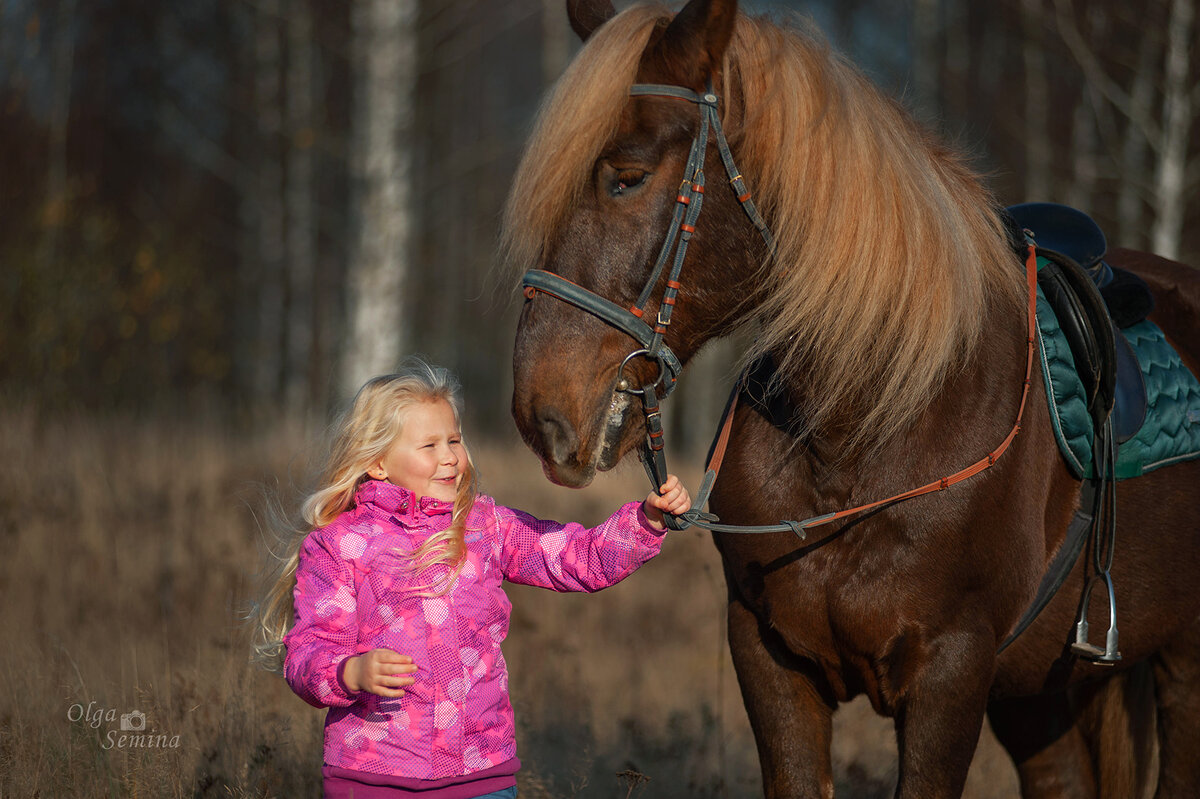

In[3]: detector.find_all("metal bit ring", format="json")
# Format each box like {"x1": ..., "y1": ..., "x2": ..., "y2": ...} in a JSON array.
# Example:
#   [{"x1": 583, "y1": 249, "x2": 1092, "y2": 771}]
[{"x1": 614, "y1": 349, "x2": 667, "y2": 395}]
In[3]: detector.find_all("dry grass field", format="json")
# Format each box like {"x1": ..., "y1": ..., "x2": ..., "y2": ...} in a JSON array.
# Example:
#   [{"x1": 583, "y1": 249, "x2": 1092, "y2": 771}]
[{"x1": 0, "y1": 404, "x2": 1019, "y2": 797}]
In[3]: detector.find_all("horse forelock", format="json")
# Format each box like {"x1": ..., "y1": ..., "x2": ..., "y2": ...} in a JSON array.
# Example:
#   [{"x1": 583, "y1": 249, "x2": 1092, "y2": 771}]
[{"x1": 503, "y1": 5, "x2": 1024, "y2": 453}]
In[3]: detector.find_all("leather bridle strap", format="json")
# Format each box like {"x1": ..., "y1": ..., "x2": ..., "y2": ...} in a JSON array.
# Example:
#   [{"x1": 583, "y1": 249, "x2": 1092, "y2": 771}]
[
  {"x1": 521, "y1": 80, "x2": 767, "y2": 530},
  {"x1": 521, "y1": 81, "x2": 774, "y2": 402},
  {"x1": 628, "y1": 84, "x2": 775, "y2": 256},
  {"x1": 521, "y1": 269, "x2": 685, "y2": 391}
]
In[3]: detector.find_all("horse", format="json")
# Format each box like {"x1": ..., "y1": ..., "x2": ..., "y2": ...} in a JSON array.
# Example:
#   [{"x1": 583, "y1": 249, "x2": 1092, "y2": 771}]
[{"x1": 503, "y1": 1, "x2": 1200, "y2": 796}]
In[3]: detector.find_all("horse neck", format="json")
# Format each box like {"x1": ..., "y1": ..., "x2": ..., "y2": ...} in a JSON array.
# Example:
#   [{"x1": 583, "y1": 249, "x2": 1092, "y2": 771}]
[{"x1": 772, "y1": 286, "x2": 1030, "y2": 480}]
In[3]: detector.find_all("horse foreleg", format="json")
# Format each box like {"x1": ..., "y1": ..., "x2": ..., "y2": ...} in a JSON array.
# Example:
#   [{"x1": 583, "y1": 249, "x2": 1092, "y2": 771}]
[
  {"x1": 728, "y1": 594, "x2": 835, "y2": 799},
  {"x1": 891, "y1": 631, "x2": 996, "y2": 799},
  {"x1": 987, "y1": 690, "x2": 1098, "y2": 798}
]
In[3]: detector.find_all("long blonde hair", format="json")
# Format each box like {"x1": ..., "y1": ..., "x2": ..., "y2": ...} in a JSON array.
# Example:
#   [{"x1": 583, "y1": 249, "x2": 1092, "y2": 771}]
[{"x1": 252, "y1": 358, "x2": 479, "y2": 671}]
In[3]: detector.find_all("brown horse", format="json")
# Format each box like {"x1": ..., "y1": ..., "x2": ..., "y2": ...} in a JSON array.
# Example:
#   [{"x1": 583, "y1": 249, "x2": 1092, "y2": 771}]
[{"x1": 504, "y1": 1, "x2": 1200, "y2": 797}]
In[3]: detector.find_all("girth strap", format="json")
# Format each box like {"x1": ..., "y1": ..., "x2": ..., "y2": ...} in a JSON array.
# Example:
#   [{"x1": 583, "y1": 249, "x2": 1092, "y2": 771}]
[
  {"x1": 996, "y1": 481, "x2": 1097, "y2": 653},
  {"x1": 997, "y1": 417, "x2": 1120, "y2": 660}
]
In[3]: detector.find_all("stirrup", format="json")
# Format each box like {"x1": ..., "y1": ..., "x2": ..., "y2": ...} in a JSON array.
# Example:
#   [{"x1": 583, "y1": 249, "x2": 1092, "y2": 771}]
[{"x1": 1070, "y1": 572, "x2": 1121, "y2": 665}]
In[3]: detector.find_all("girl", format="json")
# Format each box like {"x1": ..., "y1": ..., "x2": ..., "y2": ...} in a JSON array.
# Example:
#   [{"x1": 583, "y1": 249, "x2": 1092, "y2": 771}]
[{"x1": 255, "y1": 359, "x2": 690, "y2": 799}]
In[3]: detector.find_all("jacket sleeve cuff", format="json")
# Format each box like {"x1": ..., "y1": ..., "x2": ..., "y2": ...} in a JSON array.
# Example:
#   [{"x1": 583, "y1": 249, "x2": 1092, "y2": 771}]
[
  {"x1": 635, "y1": 502, "x2": 668, "y2": 538},
  {"x1": 335, "y1": 655, "x2": 359, "y2": 697},
  {"x1": 310, "y1": 656, "x2": 359, "y2": 707}
]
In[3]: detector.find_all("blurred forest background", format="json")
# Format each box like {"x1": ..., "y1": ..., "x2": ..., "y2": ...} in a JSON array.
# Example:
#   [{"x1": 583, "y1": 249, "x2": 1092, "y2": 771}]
[
  {"x1": 0, "y1": 0, "x2": 1196, "y2": 797},
  {"x1": 2, "y1": 0, "x2": 1196, "y2": 431}
]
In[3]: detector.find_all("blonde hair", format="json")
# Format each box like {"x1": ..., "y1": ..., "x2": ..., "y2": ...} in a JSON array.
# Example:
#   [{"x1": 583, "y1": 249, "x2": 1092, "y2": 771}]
[
  {"x1": 252, "y1": 358, "x2": 479, "y2": 672},
  {"x1": 502, "y1": 6, "x2": 1023, "y2": 453}
]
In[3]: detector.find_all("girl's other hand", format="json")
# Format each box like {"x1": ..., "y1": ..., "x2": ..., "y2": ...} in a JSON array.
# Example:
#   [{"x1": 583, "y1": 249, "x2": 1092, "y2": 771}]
[
  {"x1": 642, "y1": 473, "x2": 691, "y2": 531},
  {"x1": 342, "y1": 649, "x2": 417, "y2": 697}
]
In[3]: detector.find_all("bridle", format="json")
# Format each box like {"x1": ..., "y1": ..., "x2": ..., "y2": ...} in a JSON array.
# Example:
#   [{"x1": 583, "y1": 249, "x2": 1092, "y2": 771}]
[
  {"x1": 522, "y1": 82, "x2": 773, "y2": 401},
  {"x1": 520, "y1": 80, "x2": 1039, "y2": 539},
  {"x1": 522, "y1": 81, "x2": 774, "y2": 531}
]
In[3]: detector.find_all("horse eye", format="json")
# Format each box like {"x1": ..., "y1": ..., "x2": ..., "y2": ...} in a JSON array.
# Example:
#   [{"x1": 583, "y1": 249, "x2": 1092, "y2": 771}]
[{"x1": 610, "y1": 169, "x2": 648, "y2": 197}]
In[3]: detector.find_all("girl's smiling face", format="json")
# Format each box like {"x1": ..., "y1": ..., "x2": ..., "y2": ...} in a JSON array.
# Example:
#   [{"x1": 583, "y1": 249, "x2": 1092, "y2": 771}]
[{"x1": 371, "y1": 399, "x2": 465, "y2": 502}]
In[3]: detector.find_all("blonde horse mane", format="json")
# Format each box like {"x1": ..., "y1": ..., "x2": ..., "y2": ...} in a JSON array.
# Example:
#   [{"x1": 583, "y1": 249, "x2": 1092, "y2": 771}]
[{"x1": 502, "y1": 5, "x2": 1024, "y2": 450}]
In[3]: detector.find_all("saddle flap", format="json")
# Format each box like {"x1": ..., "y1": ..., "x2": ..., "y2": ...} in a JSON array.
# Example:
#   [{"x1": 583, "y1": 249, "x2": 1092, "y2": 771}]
[
  {"x1": 1036, "y1": 249, "x2": 1117, "y2": 426},
  {"x1": 1112, "y1": 324, "x2": 1147, "y2": 443}
]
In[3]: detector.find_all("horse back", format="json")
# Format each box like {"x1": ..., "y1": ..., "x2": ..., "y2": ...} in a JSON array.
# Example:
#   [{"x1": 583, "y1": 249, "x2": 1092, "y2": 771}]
[{"x1": 1108, "y1": 248, "x2": 1200, "y2": 369}]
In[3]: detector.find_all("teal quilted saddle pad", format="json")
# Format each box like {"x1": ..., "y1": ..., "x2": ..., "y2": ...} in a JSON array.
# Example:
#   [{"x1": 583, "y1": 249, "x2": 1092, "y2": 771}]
[{"x1": 1036, "y1": 274, "x2": 1200, "y2": 480}]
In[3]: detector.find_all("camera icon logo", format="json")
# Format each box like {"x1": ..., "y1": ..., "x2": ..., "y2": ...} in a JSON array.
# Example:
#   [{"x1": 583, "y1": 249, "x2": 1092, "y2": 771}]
[{"x1": 120, "y1": 710, "x2": 146, "y2": 732}]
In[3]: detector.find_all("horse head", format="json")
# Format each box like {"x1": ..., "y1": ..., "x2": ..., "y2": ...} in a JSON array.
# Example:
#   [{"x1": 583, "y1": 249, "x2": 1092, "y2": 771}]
[{"x1": 508, "y1": 0, "x2": 767, "y2": 487}]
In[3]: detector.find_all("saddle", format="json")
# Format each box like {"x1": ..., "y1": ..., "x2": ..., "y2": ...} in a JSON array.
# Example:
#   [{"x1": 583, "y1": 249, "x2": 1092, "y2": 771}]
[
  {"x1": 1007, "y1": 203, "x2": 1200, "y2": 482},
  {"x1": 1001, "y1": 202, "x2": 1152, "y2": 664},
  {"x1": 1005, "y1": 202, "x2": 1151, "y2": 443}
]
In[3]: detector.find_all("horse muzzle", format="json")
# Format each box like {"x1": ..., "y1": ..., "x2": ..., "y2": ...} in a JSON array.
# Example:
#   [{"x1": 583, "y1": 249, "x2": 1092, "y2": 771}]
[{"x1": 516, "y1": 390, "x2": 637, "y2": 488}]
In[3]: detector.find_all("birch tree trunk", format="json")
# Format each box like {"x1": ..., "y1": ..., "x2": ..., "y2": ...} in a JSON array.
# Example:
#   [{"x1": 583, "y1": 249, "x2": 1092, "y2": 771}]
[
  {"x1": 1150, "y1": 0, "x2": 1195, "y2": 259},
  {"x1": 1117, "y1": 25, "x2": 1156, "y2": 247},
  {"x1": 1056, "y1": 0, "x2": 1196, "y2": 259},
  {"x1": 286, "y1": 0, "x2": 317, "y2": 419},
  {"x1": 342, "y1": 0, "x2": 417, "y2": 394}
]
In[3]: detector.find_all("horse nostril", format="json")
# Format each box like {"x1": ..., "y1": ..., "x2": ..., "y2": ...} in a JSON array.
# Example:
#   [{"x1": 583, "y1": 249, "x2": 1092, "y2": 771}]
[{"x1": 535, "y1": 405, "x2": 579, "y2": 465}]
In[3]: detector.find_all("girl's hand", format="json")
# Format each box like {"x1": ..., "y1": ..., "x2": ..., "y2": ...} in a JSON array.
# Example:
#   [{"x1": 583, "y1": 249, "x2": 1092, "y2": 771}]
[
  {"x1": 342, "y1": 649, "x2": 417, "y2": 697},
  {"x1": 641, "y1": 473, "x2": 691, "y2": 531}
]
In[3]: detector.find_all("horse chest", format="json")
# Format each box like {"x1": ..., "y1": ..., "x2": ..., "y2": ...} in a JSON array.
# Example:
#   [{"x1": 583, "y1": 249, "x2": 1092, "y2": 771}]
[{"x1": 717, "y1": 530, "x2": 923, "y2": 707}]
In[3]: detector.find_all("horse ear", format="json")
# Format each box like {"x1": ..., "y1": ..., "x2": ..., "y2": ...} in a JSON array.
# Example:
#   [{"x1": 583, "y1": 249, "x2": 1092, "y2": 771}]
[
  {"x1": 567, "y1": 0, "x2": 616, "y2": 42},
  {"x1": 656, "y1": 0, "x2": 738, "y2": 85}
]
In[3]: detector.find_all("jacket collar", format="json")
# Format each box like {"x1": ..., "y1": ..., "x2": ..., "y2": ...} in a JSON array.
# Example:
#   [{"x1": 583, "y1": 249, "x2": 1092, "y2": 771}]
[{"x1": 354, "y1": 479, "x2": 454, "y2": 522}]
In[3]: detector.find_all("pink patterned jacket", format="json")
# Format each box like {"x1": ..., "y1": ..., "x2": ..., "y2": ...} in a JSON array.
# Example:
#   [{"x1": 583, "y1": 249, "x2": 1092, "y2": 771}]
[{"x1": 283, "y1": 479, "x2": 665, "y2": 784}]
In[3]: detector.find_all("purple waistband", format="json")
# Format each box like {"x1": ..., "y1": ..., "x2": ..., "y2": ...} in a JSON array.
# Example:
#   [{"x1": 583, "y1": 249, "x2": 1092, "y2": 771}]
[{"x1": 322, "y1": 758, "x2": 520, "y2": 799}]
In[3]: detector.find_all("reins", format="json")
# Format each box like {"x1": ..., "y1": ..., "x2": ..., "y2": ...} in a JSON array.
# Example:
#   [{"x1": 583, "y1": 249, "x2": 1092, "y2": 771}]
[
  {"x1": 520, "y1": 81, "x2": 1039, "y2": 539},
  {"x1": 689, "y1": 242, "x2": 1039, "y2": 539}
]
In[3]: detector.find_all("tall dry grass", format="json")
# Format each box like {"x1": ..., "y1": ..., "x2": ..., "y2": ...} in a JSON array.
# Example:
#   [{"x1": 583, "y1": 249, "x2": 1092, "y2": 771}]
[{"x1": 0, "y1": 404, "x2": 1017, "y2": 797}]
